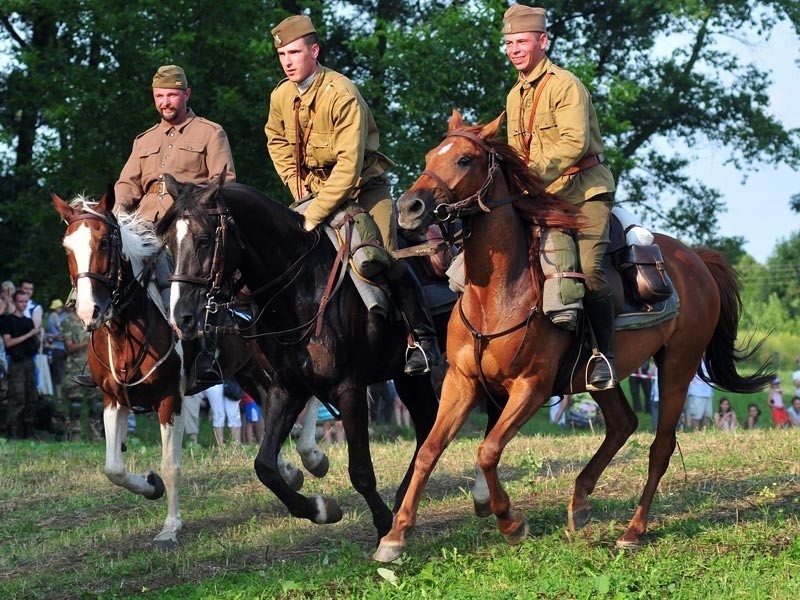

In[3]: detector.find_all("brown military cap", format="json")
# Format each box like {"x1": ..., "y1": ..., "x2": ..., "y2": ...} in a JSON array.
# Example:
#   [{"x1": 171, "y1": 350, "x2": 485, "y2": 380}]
[
  {"x1": 152, "y1": 65, "x2": 188, "y2": 90},
  {"x1": 503, "y1": 4, "x2": 547, "y2": 34},
  {"x1": 271, "y1": 15, "x2": 316, "y2": 48}
]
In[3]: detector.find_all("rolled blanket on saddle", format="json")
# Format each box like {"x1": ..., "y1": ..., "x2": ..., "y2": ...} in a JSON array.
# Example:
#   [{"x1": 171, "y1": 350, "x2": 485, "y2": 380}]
[{"x1": 540, "y1": 228, "x2": 584, "y2": 330}]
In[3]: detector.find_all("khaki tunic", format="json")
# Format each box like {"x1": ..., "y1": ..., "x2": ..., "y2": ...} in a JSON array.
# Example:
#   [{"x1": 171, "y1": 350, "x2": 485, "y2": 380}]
[
  {"x1": 115, "y1": 109, "x2": 236, "y2": 222},
  {"x1": 506, "y1": 56, "x2": 615, "y2": 203},
  {"x1": 265, "y1": 65, "x2": 395, "y2": 244},
  {"x1": 507, "y1": 57, "x2": 615, "y2": 297}
]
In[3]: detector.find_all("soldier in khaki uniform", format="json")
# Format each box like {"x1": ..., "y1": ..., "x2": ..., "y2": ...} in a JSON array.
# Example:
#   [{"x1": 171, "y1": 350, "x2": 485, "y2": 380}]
[
  {"x1": 115, "y1": 64, "x2": 236, "y2": 222},
  {"x1": 503, "y1": 5, "x2": 617, "y2": 391},
  {"x1": 265, "y1": 15, "x2": 440, "y2": 375},
  {"x1": 61, "y1": 308, "x2": 103, "y2": 439}
]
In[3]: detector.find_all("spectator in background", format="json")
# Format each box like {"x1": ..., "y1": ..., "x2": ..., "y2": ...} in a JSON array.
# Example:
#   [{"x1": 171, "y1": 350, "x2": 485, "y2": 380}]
[
  {"x1": 628, "y1": 359, "x2": 653, "y2": 413},
  {"x1": 0, "y1": 281, "x2": 15, "y2": 314},
  {"x1": 0, "y1": 290, "x2": 41, "y2": 438},
  {"x1": 767, "y1": 377, "x2": 790, "y2": 429},
  {"x1": 19, "y1": 279, "x2": 42, "y2": 330},
  {"x1": 792, "y1": 357, "x2": 800, "y2": 397},
  {"x1": 713, "y1": 397, "x2": 738, "y2": 432},
  {"x1": 0, "y1": 296, "x2": 8, "y2": 425},
  {"x1": 44, "y1": 299, "x2": 68, "y2": 402},
  {"x1": 649, "y1": 362, "x2": 659, "y2": 431},
  {"x1": 212, "y1": 378, "x2": 242, "y2": 445},
  {"x1": 787, "y1": 396, "x2": 800, "y2": 428},
  {"x1": 239, "y1": 388, "x2": 265, "y2": 445},
  {"x1": 743, "y1": 403, "x2": 762, "y2": 430},
  {"x1": 684, "y1": 370, "x2": 714, "y2": 431},
  {"x1": 182, "y1": 391, "x2": 204, "y2": 445},
  {"x1": 318, "y1": 401, "x2": 345, "y2": 444}
]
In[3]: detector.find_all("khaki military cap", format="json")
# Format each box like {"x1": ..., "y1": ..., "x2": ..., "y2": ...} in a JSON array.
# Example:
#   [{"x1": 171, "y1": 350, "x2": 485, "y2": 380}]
[
  {"x1": 272, "y1": 15, "x2": 316, "y2": 48},
  {"x1": 503, "y1": 5, "x2": 547, "y2": 34},
  {"x1": 152, "y1": 65, "x2": 188, "y2": 90}
]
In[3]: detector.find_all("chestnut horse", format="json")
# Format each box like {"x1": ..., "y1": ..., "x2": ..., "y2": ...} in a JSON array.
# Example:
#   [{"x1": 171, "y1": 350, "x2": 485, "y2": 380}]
[
  {"x1": 373, "y1": 111, "x2": 773, "y2": 562},
  {"x1": 52, "y1": 186, "x2": 310, "y2": 548},
  {"x1": 155, "y1": 176, "x2": 442, "y2": 541}
]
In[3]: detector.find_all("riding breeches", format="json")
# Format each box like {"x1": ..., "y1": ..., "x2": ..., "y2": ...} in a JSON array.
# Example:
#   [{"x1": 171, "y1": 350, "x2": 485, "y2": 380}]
[{"x1": 576, "y1": 193, "x2": 613, "y2": 301}]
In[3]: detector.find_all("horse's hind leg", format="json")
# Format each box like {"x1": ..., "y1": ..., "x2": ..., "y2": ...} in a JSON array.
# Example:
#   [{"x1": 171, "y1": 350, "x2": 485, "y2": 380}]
[
  {"x1": 569, "y1": 385, "x2": 638, "y2": 531},
  {"x1": 294, "y1": 396, "x2": 329, "y2": 478}
]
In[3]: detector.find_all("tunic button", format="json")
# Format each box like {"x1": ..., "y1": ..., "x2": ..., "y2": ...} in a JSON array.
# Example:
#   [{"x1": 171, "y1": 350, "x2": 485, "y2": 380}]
[
  {"x1": 160, "y1": 164, "x2": 165, "y2": 168},
  {"x1": 168, "y1": 144, "x2": 173, "y2": 149}
]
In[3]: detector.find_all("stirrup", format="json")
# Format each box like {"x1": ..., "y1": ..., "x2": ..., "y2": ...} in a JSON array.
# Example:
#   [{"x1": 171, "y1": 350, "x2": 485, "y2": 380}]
[
  {"x1": 404, "y1": 341, "x2": 433, "y2": 376},
  {"x1": 585, "y1": 352, "x2": 617, "y2": 392}
]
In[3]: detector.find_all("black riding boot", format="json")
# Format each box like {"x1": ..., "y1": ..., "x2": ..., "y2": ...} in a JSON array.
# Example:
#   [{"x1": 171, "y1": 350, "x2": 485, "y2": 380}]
[
  {"x1": 389, "y1": 270, "x2": 441, "y2": 376},
  {"x1": 585, "y1": 294, "x2": 617, "y2": 391},
  {"x1": 194, "y1": 334, "x2": 223, "y2": 384}
]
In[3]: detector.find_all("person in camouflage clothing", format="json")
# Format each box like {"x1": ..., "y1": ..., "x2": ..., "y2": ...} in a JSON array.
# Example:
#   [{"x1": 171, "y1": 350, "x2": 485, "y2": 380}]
[{"x1": 61, "y1": 308, "x2": 103, "y2": 440}]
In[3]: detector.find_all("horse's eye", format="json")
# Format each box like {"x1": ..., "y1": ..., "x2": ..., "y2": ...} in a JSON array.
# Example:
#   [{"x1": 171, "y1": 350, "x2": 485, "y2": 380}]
[
  {"x1": 458, "y1": 155, "x2": 472, "y2": 167},
  {"x1": 99, "y1": 237, "x2": 110, "y2": 250},
  {"x1": 198, "y1": 235, "x2": 211, "y2": 248}
]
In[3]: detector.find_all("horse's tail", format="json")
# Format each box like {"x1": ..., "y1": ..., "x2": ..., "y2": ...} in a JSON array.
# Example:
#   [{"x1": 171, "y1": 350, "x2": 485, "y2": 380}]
[{"x1": 697, "y1": 248, "x2": 775, "y2": 393}]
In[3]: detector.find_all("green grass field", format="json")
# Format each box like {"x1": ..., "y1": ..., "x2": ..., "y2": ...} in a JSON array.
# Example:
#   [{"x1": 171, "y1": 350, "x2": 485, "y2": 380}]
[{"x1": 1, "y1": 392, "x2": 799, "y2": 599}]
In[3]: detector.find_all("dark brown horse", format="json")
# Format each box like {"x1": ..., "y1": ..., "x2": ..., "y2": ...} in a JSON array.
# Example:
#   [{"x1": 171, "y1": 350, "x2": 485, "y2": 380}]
[
  {"x1": 52, "y1": 186, "x2": 307, "y2": 549},
  {"x1": 373, "y1": 111, "x2": 773, "y2": 561},
  {"x1": 155, "y1": 177, "x2": 442, "y2": 541}
]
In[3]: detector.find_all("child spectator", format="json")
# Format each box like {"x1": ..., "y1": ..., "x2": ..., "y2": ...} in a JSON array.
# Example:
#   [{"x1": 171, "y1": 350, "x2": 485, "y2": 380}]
[
  {"x1": 240, "y1": 389, "x2": 265, "y2": 445},
  {"x1": 787, "y1": 396, "x2": 800, "y2": 428},
  {"x1": 743, "y1": 403, "x2": 762, "y2": 430},
  {"x1": 713, "y1": 397, "x2": 738, "y2": 432},
  {"x1": 767, "y1": 377, "x2": 790, "y2": 429}
]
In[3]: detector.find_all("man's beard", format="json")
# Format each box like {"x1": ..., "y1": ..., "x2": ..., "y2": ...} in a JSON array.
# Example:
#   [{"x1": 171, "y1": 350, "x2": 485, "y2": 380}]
[{"x1": 159, "y1": 108, "x2": 179, "y2": 121}]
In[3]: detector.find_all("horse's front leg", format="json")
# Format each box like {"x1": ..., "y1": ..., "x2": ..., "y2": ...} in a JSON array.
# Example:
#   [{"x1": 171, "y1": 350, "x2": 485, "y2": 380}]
[
  {"x1": 374, "y1": 372, "x2": 479, "y2": 562},
  {"x1": 103, "y1": 403, "x2": 165, "y2": 497},
  {"x1": 153, "y1": 404, "x2": 184, "y2": 550},
  {"x1": 254, "y1": 387, "x2": 343, "y2": 526}
]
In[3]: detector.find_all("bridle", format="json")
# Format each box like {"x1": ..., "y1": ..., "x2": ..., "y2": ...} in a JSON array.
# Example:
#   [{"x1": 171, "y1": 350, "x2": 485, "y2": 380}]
[
  {"x1": 67, "y1": 210, "x2": 129, "y2": 310},
  {"x1": 423, "y1": 130, "x2": 521, "y2": 222}
]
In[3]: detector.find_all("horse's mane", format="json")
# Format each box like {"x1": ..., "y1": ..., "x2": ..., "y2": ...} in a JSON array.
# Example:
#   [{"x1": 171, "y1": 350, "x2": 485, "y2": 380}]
[
  {"x1": 69, "y1": 196, "x2": 160, "y2": 277},
  {"x1": 456, "y1": 124, "x2": 583, "y2": 233}
]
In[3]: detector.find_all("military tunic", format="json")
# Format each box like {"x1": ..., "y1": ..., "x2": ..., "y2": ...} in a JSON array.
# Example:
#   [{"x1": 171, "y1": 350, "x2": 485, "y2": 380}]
[
  {"x1": 115, "y1": 109, "x2": 236, "y2": 222},
  {"x1": 265, "y1": 65, "x2": 396, "y2": 247},
  {"x1": 507, "y1": 56, "x2": 615, "y2": 296},
  {"x1": 61, "y1": 314, "x2": 96, "y2": 402}
]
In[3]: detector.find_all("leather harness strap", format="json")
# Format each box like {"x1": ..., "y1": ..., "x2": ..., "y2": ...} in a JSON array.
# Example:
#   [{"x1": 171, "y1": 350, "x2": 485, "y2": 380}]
[
  {"x1": 563, "y1": 153, "x2": 605, "y2": 176},
  {"x1": 522, "y1": 71, "x2": 554, "y2": 164}
]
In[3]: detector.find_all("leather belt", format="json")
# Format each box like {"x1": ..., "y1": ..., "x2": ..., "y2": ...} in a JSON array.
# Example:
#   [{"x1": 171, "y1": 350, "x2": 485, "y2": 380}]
[
  {"x1": 563, "y1": 153, "x2": 604, "y2": 176},
  {"x1": 309, "y1": 168, "x2": 332, "y2": 181},
  {"x1": 147, "y1": 179, "x2": 167, "y2": 196}
]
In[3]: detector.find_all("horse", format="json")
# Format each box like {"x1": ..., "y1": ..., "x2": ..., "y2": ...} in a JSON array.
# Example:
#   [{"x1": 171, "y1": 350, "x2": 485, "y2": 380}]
[
  {"x1": 372, "y1": 110, "x2": 773, "y2": 562},
  {"x1": 52, "y1": 185, "x2": 314, "y2": 548},
  {"x1": 155, "y1": 176, "x2": 442, "y2": 541}
]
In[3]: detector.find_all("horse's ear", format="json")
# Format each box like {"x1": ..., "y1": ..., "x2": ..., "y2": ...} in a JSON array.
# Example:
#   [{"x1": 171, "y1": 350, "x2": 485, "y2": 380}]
[
  {"x1": 448, "y1": 109, "x2": 464, "y2": 132},
  {"x1": 163, "y1": 173, "x2": 183, "y2": 200},
  {"x1": 51, "y1": 191, "x2": 77, "y2": 222},
  {"x1": 96, "y1": 182, "x2": 115, "y2": 213},
  {"x1": 480, "y1": 112, "x2": 506, "y2": 140}
]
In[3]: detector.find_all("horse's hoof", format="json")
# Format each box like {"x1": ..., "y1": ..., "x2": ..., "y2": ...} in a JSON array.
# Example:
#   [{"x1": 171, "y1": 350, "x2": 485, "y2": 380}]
[
  {"x1": 503, "y1": 516, "x2": 529, "y2": 546},
  {"x1": 568, "y1": 506, "x2": 592, "y2": 532},
  {"x1": 144, "y1": 472, "x2": 165, "y2": 500},
  {"x1": 473, "y1": 499, "x2": 492, "y2": 518},
  {"x1": 312, "y1": 496, "x2": 343, "y2": 524},
  {"x1": 285, "y1": 468, "x2": 304, "y2": 491},
  {"x1": 153, "y1": 537, "x2": 179, "y2": 552},
  {"x1": 616, "y1": 537, "x2": 643, "y2": 551},
  {"x1": 373, "y1": 539, "x2": 405, "y2": 563},
  {"x1": 304, "y1": 454, "x2": 329, "y2": 479}
]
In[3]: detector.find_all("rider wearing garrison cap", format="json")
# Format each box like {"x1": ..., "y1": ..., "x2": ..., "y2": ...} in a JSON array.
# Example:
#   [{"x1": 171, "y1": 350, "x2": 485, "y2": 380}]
[
  {"x1": 265, "y1": 15, "x2": 440, "y2": 376},
  {"x1": 503, "y1": 4, "x2": 618, "y2": 391}
]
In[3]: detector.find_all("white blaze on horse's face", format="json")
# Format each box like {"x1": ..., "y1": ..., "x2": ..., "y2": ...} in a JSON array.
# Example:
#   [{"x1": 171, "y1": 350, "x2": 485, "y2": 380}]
[
  {"x1": 169, "y1": 219, "x2": 191, "y2": 327},
  {"x1": 437, "y1": 142, "x2": 453, "y2": 156},
  {"x1": 63, "y1": 223, "x2": 97, "y2": 326}
]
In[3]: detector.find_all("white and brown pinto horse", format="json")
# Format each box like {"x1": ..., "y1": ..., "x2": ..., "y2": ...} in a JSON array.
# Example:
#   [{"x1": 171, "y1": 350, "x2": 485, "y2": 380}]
[{"x1": 52, "y1": 185, "x2": 316, "y2": 549}]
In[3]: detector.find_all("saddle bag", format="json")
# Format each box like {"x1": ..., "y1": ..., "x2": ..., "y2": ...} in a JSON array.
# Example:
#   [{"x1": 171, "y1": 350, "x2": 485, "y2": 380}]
[{"x1": 618, "y1": 244, "x2": 673, "y2": 305}]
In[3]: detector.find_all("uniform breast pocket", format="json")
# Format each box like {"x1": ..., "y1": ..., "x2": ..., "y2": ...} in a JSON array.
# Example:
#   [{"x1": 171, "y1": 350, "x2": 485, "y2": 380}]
[
  {"x1": 138, "y1": 144, "x2": 162, "y2": 173},
  {"x1": 176, "y1": 141, "x2": 207, "y2": 176},
  {"x1": 306, "y1": 130, "x2": 336, "y2": 168}
]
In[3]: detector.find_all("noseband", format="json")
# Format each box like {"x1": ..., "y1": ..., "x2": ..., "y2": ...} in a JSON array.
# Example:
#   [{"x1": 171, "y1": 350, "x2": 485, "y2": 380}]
[
  {"x1": 68, "y1": 211, "x2": 124, "y2": 303},
  {"x1": 423, "y1": 130, "x2": 518, "y2": 221}
]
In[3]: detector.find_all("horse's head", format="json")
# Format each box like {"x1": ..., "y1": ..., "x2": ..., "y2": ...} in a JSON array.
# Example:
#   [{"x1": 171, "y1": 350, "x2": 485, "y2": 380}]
[
  {"x1": 397, "y1": 110, "x2": 506, "y2": 233},
  {"x1": 156, "y1": 172, "x2": 240, "y2": 340},
  {"x1": 53, "y1": 184, "x2": 121, "y2": 331}
]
